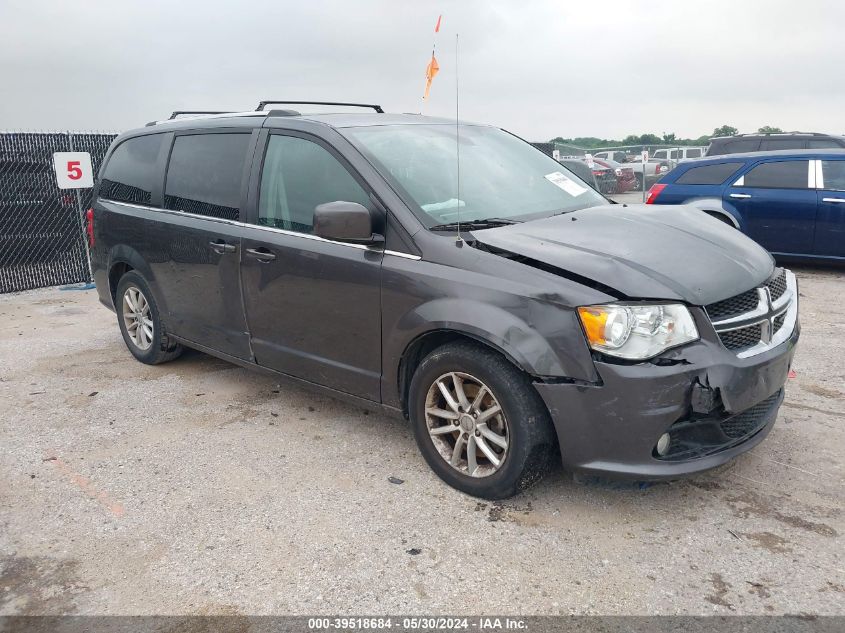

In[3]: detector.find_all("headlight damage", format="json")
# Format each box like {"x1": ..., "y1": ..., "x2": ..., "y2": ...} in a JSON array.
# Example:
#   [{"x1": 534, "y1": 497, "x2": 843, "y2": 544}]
[{"x1": 577, "y1": 303, "x2": 699, "y2": 360}]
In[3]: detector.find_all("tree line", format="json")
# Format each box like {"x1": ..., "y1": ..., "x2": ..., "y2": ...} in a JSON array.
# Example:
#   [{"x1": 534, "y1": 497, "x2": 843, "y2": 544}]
[{"x1": 549, "y1": 125, "x2": 784, "y2": 149}]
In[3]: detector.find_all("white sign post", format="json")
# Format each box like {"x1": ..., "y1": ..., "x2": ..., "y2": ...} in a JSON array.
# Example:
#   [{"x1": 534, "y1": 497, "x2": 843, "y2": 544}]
[
  {"x1": 641, "y1": 150, "x2": 649, "y2": 202},
  {"x1": 585, "y1": 153, "x2": 595, "y2": 169},
  {"x1": 53, "y1": 150, "x2": 94, "y2": 279},
  {"x1": 552, "y1": 149, "x2": 560, "y2": 161}
]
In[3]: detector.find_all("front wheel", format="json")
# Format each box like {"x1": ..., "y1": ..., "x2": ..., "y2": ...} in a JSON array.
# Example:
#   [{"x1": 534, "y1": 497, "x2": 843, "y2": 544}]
[{"x1": 409, "y1": 341, "x2": 557, "y2": 499}]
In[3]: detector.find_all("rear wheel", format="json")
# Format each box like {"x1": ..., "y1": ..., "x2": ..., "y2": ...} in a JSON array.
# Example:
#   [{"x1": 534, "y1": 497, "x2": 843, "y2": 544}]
[
  {"x1": 115, "y1": 271, "x2": 183, "y2": 365},
  {"x1": 409, "y1": 341, "x2": 557, "y2": 499}
]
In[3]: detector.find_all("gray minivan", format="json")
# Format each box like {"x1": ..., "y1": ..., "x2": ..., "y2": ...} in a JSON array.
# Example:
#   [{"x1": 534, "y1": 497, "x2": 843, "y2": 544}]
[{"x1": 89, "y1": 102, "x2": 799, "y2": 499}]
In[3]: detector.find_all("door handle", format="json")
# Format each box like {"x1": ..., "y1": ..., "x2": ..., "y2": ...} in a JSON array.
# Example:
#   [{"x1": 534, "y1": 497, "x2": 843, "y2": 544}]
[
  {"x1": 822, "y1": 197, "x2": 845, "y2": 203},
  {"x1": 245, "y1": 247, "x2": 277, "y2": 262},
  {"x1": 209, "y1": 240, "x2": 237, "y2": 254},
  {"x1": 730, "y1": 193, "x2": 751, "y2": 199}
]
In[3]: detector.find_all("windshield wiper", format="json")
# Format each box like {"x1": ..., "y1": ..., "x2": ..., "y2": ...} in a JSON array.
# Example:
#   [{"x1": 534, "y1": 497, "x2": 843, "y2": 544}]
[{"x1": 429, "y1": 218, "x2": 521, "y2": 232}]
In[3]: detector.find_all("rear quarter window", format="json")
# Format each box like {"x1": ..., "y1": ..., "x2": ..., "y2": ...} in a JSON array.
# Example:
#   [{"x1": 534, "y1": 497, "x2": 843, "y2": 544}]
[
  {"x1": 808, "y1": 139, "x2": 845, "y2": 149},
  {"x1": 675, "y1": 162, "x2": 742, "y2": 185},
  {"x1": 759, "y1": 139, "x2": 806, "y2": 151},
  {"x1": 723, "y1": 139, "x2": 761, "y2": 153},
  {"x1": 99, "y1": 134, "x2": 163, "y2": 204}
]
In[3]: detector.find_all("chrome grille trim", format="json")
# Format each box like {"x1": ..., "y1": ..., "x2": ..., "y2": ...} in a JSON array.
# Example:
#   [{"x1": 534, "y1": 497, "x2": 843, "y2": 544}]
[{"x1": 709, "y1": 269, "x2": 798, "y2": 358}]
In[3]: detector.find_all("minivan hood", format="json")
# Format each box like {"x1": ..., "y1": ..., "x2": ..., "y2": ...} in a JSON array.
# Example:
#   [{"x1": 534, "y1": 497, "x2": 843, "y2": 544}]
[{"x1": 472, "y1": 205, "x2": 774, "y2": 306}]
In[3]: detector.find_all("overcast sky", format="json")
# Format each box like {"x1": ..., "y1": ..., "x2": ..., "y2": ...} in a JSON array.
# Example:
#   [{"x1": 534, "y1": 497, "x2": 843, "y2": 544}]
[{"x1": 1, "y1": 0, "x2": 842, "y2": 141}]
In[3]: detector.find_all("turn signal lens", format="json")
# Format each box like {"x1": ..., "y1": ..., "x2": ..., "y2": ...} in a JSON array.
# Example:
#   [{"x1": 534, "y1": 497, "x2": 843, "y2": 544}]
[{"x1": 577, "y1": 303, "x2": 699, "y2": 360}]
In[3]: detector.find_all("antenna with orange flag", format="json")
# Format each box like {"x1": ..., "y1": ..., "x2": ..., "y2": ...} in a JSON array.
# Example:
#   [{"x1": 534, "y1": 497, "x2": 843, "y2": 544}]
[{"x1": 422, "y1": 15, "x2": 442, "y2": 104}]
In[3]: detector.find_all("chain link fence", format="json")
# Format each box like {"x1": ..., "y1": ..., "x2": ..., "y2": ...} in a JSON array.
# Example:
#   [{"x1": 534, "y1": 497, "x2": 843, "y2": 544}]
[{"x1": 0, "y1": 132, "x2": 116, "y2": 293}]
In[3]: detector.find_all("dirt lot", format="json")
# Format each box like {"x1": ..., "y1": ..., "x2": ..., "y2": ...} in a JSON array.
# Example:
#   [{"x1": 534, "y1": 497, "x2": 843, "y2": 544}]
[{"x1": 0, "y1": 267, "x2": 843, "y2": 616}]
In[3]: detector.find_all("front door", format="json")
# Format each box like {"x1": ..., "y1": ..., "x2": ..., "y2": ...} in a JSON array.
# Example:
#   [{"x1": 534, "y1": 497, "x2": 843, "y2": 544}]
[
  {"x1": 240, "y1": 132, "x2": 383, "y2": 401},
  {"x1": 727, "y1": 159, "x2": 816, "y2": 255},
  {"x1": 814, "y1": 158, "x2": 845, "y2": 258}
]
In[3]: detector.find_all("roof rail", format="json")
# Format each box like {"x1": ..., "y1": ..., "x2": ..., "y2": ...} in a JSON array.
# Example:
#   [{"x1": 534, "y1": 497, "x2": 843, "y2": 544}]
[
  {"x1": 255, "y1": 100, "x2": 384, "y2": 113},
  {"x1": 169, "y1": 110, "x2": 230, "y2": 119}
]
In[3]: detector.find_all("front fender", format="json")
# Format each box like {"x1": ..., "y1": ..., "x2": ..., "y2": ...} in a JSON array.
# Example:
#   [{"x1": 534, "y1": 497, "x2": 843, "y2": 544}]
[
  {"x1": 407, "y1": 298, "x2": 571, "y2": 375},
  {"x1": 382, "y1": 296, "x2": 600, "y2": 408}
]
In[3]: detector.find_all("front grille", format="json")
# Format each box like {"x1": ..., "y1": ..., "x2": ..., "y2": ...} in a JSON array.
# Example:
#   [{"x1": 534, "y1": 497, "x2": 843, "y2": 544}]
[
  {"x1": 706, "y1": 289, "x2": 759, "y2": 321},
  {"x1": 705, "y1": 268, "x2": 787, "y2": 322},
  {"x1": 657, "y1": 389, "x2": 783, "y2": 461},
  {"x1": 767, "y1": 268, "x2": 787, "y2": 302},
  {"x1": 706, "y1": 268, "x2": 794, "y2": 357},
  {"x1": 718, "y1": 323, "x2": 762, "y2": 351},
  {"x1": 720, "y1": 391, "x2": 782, "y2": 439}
]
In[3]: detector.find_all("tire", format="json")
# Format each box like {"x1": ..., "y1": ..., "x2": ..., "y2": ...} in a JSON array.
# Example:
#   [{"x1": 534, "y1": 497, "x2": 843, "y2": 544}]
[
  {"x1": 635, "y1": 173, "x2": 644, "y2": 190},
  {"x1": 115, "y1": 271, "x2": 183, "y2": 365},
  {"x1": 409, "y1": 341, "x2": 557, "y2": 499}
]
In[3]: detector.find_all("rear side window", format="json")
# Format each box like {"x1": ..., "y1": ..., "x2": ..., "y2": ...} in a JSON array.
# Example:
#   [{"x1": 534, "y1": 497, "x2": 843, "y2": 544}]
[
  {"x1": 723, "y1": 140, "x2": 760, "y2": 154},
  {"x1": 675, "y1": 162, "x2": 742, "y2": 185},
  {"x1": 808, "y1": 139, "x2": 844, "y2": 149},
  {"x1": 685, "y1": 148, "x2": 702, "y2": 158},
  {"x1": 742, "y1": 161, "x2": 808, "y2": 189},
  {"x1": 164, "y1": 133, "x2": 251, "y2": 221},
  {"x1": 100, "y1": 134, "x2": 163, "y2": 204},
  {"x1": 821, "y1": 161, "x2": 845, "y2": 191},
  {"x1": 760, "y1": 139, "x2": 806, "y2": 151},
  {"x1": 257, "y1": 135, "x2": 371, "y2": 234}
]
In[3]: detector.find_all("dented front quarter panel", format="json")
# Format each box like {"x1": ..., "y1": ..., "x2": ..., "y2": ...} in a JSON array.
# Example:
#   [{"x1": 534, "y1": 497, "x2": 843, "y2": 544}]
[{"x1": 379, "y1": 240, "x2": 614, "y2": 408}]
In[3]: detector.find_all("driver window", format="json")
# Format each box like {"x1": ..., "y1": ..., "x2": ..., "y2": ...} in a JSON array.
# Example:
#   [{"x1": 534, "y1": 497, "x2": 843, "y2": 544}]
[{"x1": 258, "y1": 135, "x2": 371, "y2": 234}]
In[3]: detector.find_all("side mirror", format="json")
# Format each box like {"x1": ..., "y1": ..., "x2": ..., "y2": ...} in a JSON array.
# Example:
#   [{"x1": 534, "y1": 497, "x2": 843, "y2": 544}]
[{"x1": 313, "y1": 201, "x2": 384, "y2": 245}]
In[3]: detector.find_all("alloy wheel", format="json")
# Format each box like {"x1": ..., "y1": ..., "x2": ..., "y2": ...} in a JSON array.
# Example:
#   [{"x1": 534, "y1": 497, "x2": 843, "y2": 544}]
[
  {"x1": 424, "y1": 371, "x2": 509, "y2": 478},
  {"x1": 122, "y1": 286, "x2": 153, "y2": 351}
]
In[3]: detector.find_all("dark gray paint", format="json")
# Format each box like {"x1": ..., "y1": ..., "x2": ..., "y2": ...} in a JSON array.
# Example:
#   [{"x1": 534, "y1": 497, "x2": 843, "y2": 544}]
[
  {"x1": 90, "y1": 111, "x2": 798, "y2": 479},
  {"x1": 473, "y1": 204, "x2": 775, "y2": 305}
]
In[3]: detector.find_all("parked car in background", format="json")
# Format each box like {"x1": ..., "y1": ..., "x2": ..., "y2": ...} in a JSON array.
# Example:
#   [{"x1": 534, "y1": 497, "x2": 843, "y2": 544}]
[
  {"x1": 651, "y1": 147, "x2": 707, "y2": 167},
  {"x1": 629, "y1": 159, "x2": 671, "y2": 189},
  {"x1": 706, "y1": 133, "x2": 845, "y2": 156},
  {"x1": 592, "y1": 150, "x2": 631, "y2": 164},
  {"x1": 558, "y1": 158, "x2": 600, "y2": 191},
  {"x1": 591, "y1": 158, "x2": 636, "y2": 194},
  {"x1": 646, "y1": 149, "x2": 845, "y2": 261},
  {"x1": 585, "y1": 161, "x2": 617, "y2": 194}
]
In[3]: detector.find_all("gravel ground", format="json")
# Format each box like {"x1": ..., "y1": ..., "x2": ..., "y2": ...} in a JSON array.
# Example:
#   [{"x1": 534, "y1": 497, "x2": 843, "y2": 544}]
[{"x1": 0, "y1": 267, "x2": 842, "y2": 616}]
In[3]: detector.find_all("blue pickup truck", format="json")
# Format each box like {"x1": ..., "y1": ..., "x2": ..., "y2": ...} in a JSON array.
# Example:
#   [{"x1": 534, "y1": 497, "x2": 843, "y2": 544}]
[{"x1": 646, "y1": 149, "x2": 845, "y2": 261}]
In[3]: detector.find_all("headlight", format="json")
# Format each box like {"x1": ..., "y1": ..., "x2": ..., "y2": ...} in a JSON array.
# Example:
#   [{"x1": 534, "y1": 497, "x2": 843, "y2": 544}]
[{"x1": 577, "y1": 303, "x2": 699, "y2": 360}]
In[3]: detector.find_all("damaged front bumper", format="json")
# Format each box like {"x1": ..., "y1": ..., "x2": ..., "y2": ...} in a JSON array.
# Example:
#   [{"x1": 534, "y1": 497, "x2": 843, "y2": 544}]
[{"x1": 535, "y1": 311, "x2": 800, "y2": 479}]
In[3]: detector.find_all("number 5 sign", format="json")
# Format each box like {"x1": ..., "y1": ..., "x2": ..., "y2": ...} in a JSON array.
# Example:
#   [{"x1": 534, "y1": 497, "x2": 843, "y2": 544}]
[{"x1": 53, "y1": 152, "x2": 94, "y2": 189}]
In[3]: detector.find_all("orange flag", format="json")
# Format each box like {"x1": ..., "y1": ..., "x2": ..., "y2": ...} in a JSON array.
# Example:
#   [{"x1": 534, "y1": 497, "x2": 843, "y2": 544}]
[{"x1": 423, "y1": 54, "x2": 440, "y2": 100}]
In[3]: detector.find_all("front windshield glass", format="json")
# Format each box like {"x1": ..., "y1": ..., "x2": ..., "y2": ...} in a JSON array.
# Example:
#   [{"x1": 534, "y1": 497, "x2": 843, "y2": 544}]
[{"x1": 343, "y1": 124, "x2": 606, "y2": 227}]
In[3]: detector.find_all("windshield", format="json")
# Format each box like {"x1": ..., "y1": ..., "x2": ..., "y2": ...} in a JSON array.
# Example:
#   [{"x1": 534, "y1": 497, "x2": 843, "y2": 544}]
[{"x1": 343, "y1": 124, "x2": 606, "y2": 227}]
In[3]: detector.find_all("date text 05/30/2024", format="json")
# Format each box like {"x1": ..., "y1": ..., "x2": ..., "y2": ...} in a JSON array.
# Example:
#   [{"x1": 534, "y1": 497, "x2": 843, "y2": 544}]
[{"x1": 307, "y1": 617, "x2": 528, "y2": 630}]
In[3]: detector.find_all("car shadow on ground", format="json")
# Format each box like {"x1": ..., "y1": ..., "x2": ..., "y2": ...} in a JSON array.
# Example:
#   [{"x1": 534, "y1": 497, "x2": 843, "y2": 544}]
[{"x1": 164, "y1": 346, "x2": 735, "y2": 519}]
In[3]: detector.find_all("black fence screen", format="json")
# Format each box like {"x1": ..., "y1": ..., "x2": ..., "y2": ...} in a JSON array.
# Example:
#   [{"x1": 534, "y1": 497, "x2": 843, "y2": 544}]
[{"x1": 0, "y1": 132, "x2": 116, "y2": 294}]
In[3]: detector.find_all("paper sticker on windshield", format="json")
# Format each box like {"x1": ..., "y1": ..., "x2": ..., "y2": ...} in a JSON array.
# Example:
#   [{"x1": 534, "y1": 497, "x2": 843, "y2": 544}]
[{"x1": 545, "y1": 171, "x2": 587, "y2": 197}]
